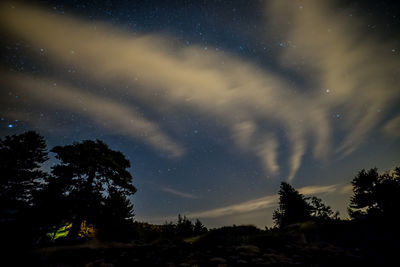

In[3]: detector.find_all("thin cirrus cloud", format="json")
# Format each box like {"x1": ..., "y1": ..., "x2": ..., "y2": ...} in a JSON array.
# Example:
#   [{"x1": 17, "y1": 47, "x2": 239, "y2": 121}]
[
  {"x1": 266, "y1": 0, "x2": 400, "y2": 157},
  {"x1": 185, "y1": 184, "x2": 344, "y2": 219},
  {"x1": 382, "y1": 114, "x2": 400, "y2": 139},
  {"x1": 1, "y1": 1, "x2": 398, "y2": 181},
  {"x1": 186, "y1": 195, "x2": 278, "y2": 219},
  {"x1": 1, "y1": 73, "x2": 184, "y2": 157},
  {"x1": 298, "y1": 184, "x2": 339, "y2": 195},
  {"x1": 161, "y1": 187, "x2": 199, "y2": 199}
]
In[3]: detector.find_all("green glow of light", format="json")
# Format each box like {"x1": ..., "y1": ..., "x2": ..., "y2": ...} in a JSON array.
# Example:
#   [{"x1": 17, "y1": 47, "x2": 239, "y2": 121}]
[
  {"x1": 47, "y1": 223, "x2": 72, "y2": 239},
  {"x1": 46, "y1": 221, "x2": 97, "y2": 240}
]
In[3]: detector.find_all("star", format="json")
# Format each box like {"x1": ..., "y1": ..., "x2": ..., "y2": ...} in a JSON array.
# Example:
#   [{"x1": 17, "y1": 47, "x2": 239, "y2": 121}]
[{"x1": 1, "y1": 0, "x2": 399, "y2": 230}]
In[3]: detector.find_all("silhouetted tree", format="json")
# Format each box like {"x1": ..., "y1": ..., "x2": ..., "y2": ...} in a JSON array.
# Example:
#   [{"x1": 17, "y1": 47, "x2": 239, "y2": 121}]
[
  {"x1": 308, "y1": 196, "x2": 339, "y2": 220},
  {"x1": 161, "y1": 216, "x2": 207, "y2": 238},
  {"x1": 97, "y1": 187, "x2": 135, "y2": 241},
  {"x1": 176, "y1": 214, "x2": 194, "y2": 237},
  {"x1": 193, "y1": 218, "x2": 207, "y2": 235},
  {"x1": 349, "y1": 167, "x2": 400, "y2": 223},
  {"x1": 273, "y1": 182, "x2": 311, "y2": 228},
  {"x1": 0, "y1": 131, "x2": 48, "y2": 204},
  {"x1": 50, "y1": 139, "x2": 136, "y2": 240},
  {"x1": 31, "y1": 173, "x2": 72, "y2": 243},
  {"x1": 0, "y1": 131, "x2": 48, "y2": 246},
  {"x1": 162, "y1": 221, "x2": 176, "y2": 239}
]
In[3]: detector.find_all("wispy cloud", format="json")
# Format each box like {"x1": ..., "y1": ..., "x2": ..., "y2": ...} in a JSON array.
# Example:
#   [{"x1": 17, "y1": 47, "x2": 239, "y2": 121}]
[
  {"x1": 233, "y1": 122, "x2": 279, "y2": 175},
  {"x1": 185, "y1": 184, "x2": 341, "y2": 218},
  {"x1": 257, "y1": 135, "x2": 280, "y2": 176},
  {"x1": 1, "y1": 1, "x2": 398, "y2": 180},
  {"x1": 1, "y1": 73, "x2": 184, "y2": 157},
  {"x1": 186, "y1": 195, "x2": 278, "y2": 219},
  {"x1": 298, "y1": 184, "x2": 339, "y2": 195},
  {"x1": 161, "y1": 187, "x2": 198, "y2": 199},
  {"x1": 266, "y1": 0, "x2": 400, "y2": 157},
  {"x1": 339, "y1": 184, "x2": 353, "y2": 194},
  {"x1": 382, "y1": 114, "x2": 400, "y2": 139}
]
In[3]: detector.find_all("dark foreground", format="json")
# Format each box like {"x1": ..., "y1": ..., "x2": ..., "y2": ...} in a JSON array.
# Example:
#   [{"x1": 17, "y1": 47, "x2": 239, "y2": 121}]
[
  {"x1": 27, "y1": 240, "x2": 362, "y2": 267},
  {"x1": 14, "y1": 222, "x2": 399, "y2": 267}
]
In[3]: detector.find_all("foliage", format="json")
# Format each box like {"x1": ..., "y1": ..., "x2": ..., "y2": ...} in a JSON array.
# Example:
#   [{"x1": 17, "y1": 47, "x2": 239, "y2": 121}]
[
  {"x1": 48, "y1": 139, "x2": 137, "y2": 240},
  {"x1": 193, "y1": 218, "x2": 207, "y2": 235},
  {"x1": 130, "y1": 216, "x2": 208, "y2": 243},
  {"x1": 308, "y1": 196, "x2": 339, "y2": 220},
  {"x1": 131, "y1": 222, "x2": 164, "y2": 242},
  {"x1": 0, "y1": 131, "x2": 48, "y2": 204},
  {"x1": 2, "y1": 129, "x2": 399, "y2": 252},
  {"x1": 97, "y1": 188, "x2": 135, "y2": 241},
  {"x1": 32, "y1": 176, "x2": 71, "y2": 241},
  {"x1": 349, "y1": 167, "x2": 400, "y2": 223},
  {"x1": 273, "y1": 182, "x2": 338, "y2": 228},
  {"x1": 162, "y1": 221, "x2": 176, "y2": 239},
  {"x1": 273, "y1": 182, "x2": 311, "y2": 228},
  {"x1": 176, "y1": 214, "x2": 194, "y2": 237},
  {"x1": 0, "y1": 131, "x2": 48, "y2": 246},
  {"x1": 164, "y1": 215, "x2": 208, "y2": 238},
  {"x1": 51, "y1": 139, "x2": 136, "y2": 195}
]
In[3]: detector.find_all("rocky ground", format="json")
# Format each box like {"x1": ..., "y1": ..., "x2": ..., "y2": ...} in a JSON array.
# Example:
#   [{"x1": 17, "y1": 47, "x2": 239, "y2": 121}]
[
  {"x1": 16, "y1": 223, "x2": 398, "y2": 266},
  {"x1": 24, "y1": 239, "x2": 368, "y2": 266}
]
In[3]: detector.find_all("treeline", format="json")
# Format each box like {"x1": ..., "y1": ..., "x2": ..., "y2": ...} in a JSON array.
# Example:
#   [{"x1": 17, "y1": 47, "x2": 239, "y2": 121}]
[
  {"x1": 0, "y1": 131, "x2": 137, "y2": 246},
  {"x1": 272, "y1": 166, "x2": 400, "y2": 229},
  {"x1": 132, "y1": 215, "x2": 207, "y2": 243},
  {"x1": 272, "y1": 183, "x2": 339, "y2": 229},
  {"x1": 1, "y1": 131, "x2": 399, "y2": 249},
  {"x1": 0, "y1": 131, "x2": 209, "y2": 248}
]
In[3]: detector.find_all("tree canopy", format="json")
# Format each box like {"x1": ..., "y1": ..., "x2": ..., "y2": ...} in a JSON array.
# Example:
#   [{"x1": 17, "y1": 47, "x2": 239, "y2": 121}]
[
  {"x1": 0, "y1": 131, "x2": 48, "y2": 246},
  {"x1": 273, "y1": 182, "x2": 338, "y2": 228},
  {"x1": 1, "y1": 130, "x2": 399, "y2": 250},
  {"x1": 0, "y1": 131, "x2": 48, "y2": 204},
  {"x1": 51, "y1": 139, "x2": 136, "y2": 195},
  {"x1": 309, "y1": 196, "x2": 339, "y2": 221},
  {"x1": 273, "y1": 182, "x2": 311, "y2": 228},
  {"x1": 49, "y1": 139, "x2": 137, "y2": 239},
  {"x1": 349, "y1": 167, "x2": 400, "y2": 223},
  {"x1": 0, "y1": 132, "x2": 139, "y2": 244}
]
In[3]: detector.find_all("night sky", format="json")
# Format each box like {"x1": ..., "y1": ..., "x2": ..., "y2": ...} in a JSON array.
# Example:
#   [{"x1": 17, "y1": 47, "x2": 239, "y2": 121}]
[{"x1": 1, "y1": 0, "x2": 399, "y2": 228}]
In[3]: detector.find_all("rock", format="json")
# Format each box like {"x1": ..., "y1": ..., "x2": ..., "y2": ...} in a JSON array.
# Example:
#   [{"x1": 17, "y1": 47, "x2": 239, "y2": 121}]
[
  {"x1": 131, "y1": 258, "x2": 140, "y2": 264},
  {"x1": 236, "y1": 245, "x2": 260, "y2": 254},
  {"x1": 228, "y1": 255, "x2": 239, "y2": 261},
  {"x1": 84, "y1": 259, "x2": 114, "y2": 267},
  {"x1": 236, "y1": 259, "x2": 248, "y2": 265},
  {"x1": 264, "y1": 248, "x2": 278, "y2": 254},
  {"x1": 186, "y1": 259, "x2": 202, "y2": 266},
  {"x1": 251, "y1": 257, "x2": 270, "y2": 265},
  {"x1": 210, "y1": 257, "x2": 227, "y2": 264},
  {"x1": 263, "y1": 253, "x2": 293, "y2": 264}
]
